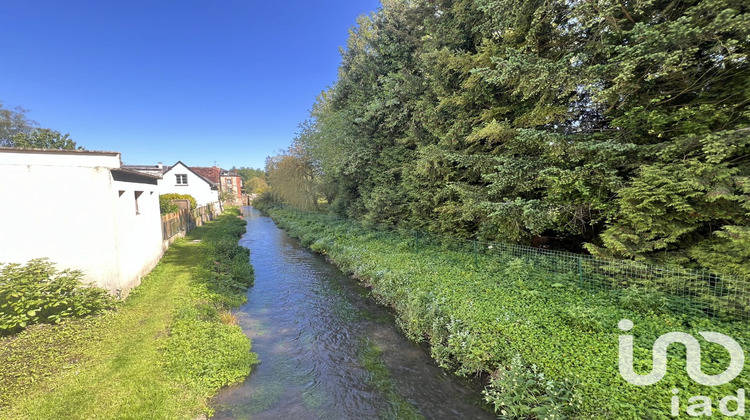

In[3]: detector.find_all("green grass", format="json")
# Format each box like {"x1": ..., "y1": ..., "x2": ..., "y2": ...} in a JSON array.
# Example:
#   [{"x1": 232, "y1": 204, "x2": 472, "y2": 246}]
[
  {"x1": 267, "y1": 207, "x2": 750, "y2": 420},
  {"x1": 0, "y1": 209, "x2": 257, "y2": 419}
]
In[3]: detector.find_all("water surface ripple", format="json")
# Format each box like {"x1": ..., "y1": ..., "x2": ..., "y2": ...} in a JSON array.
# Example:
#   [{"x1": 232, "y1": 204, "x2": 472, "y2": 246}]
[{"x1": 211, "y1": 207, "x2": 494, "y2": 420}]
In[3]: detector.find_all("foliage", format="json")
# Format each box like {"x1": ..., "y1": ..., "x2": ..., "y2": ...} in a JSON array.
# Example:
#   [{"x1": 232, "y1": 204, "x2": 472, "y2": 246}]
[
  {"x1": 163, "y1": 313, "x2": 257, "y2": 392},
  {"x1": 233, "y1": 166, "x2": 269, "y2": 194},
  {"x1": 251, "y1": 191, "x2": 281, "y2": 213},
  {"x1": 0, "y1": 102, "x2": 81, "y2": 149},
  {"x1": 275, "y1": 0, "x2": 749, "y2": 276},
  {"x1": 483, "y1": 355, "x2": 581, "y2": 420},
  {"x1": 0, "y1": 259, "x2": 114, "y2": 336},
  {"x1": 269, "y1": 207, "x2": 750, "y2": 419},
  {"x1": 159, "y1": 193, "x2": 197, "y2": 213},
  {"x1": 162, "y1": 209, "x2": 256, "y2": 394},
  {"x1": 189, "y1": 211, "x2": 254, "y2": 308},
  {"x1": 245, "y1": 176, "x2": 269, "y2": 194},
  {"x1": 0, "y1": 208, "x2": 256, "y2": 418},
  {"x1": 588, "y1": 129, "x2": 750, "y2": 275},
  {"x1": 12, "y1": 128, "x2": 80, "y2": 150},
  {"x1": 265, "y1": 140, "x2": 319, "y2": 211}
]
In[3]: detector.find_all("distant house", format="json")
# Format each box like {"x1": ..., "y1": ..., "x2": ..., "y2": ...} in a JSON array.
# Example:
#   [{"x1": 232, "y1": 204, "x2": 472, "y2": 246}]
[
  {"x1": 0, "y1": 148, "x2": 165, "y2": 294},
  {"x1": 220, "y1": 169, "x2": 243, "y2": 205},
  {"x1": 190, "y1": 166, "x2": 242, "y2": 205},
  {"x1": 156, "y1": 161, "x2": 219, "y2": 207},
  {"x1": 125, "y1": 162, "x2": 241, "y2": 206}
]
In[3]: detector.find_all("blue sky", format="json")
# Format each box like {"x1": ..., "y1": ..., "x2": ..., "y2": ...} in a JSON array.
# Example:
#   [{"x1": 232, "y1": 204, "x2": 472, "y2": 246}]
[{"x1": 0, "y1": 0, "x2": 381, "y2": 169}]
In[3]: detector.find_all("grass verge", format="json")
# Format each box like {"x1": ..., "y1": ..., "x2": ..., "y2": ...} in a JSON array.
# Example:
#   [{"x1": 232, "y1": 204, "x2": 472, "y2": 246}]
[
  {"x1": 265, "y1": 207, "x2": 749, "y2": 419},
  {"x1": 0, "y1": 208, "x2": 257, "y2": 419}
]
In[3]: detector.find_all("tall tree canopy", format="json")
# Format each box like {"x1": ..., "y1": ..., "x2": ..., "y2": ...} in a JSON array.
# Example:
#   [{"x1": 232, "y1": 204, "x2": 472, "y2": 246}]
[
  {"x1": 0, "y1": 102, "x2": 81, "y2": 150},
  {"x1": 266, "y1": 0, "x2": 750, "y2": 277}
]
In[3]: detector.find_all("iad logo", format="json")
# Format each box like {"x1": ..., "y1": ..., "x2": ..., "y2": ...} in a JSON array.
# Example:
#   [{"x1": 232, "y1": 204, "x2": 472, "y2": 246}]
[{"x1": 618, "y1": 319, "x2": 746, "y2": 417}]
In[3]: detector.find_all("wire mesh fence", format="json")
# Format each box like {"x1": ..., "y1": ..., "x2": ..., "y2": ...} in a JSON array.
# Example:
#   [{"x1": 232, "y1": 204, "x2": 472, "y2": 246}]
[
  {"x1": 277, "y1": 206, "x2": 749, "y2": 322},
  {"x1": 411, "y1": 230, "x2": 749, "y2": 322}
]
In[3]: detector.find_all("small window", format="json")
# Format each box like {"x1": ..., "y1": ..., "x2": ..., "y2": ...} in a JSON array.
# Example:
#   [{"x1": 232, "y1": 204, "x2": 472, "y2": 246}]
[
  {"x1": 176, "y1": 174, "x2": 188, "y2": 185},
  {"x1": 134, "y1": 191, "x2": 143, "y2": 215},
  {"x1": 226, "y1": 178, "x2": 232, "y2": 185}
]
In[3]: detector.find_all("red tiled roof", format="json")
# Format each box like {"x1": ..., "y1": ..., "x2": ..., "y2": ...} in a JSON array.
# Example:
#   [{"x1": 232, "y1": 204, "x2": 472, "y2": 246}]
[{"x1": 191, "y1": 166, "x2": 221, "y2": 184}]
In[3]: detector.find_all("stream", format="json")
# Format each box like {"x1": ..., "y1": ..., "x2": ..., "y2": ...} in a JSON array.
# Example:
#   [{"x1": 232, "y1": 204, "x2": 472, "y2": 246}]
[{"x1": 210, "y1": 206, "x2": 495, "y2": 420}]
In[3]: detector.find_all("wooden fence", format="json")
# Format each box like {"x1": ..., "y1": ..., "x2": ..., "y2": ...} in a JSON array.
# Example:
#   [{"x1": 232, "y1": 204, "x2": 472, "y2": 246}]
[{"x1": 161, "y1": 202, "x2": 221, "y2": 240}]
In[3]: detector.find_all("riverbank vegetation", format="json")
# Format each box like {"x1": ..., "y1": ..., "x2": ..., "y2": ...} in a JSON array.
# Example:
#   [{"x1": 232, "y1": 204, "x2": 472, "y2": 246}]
[
  {"x1": 261, "y1": 0, "x2": 749, "y2": 279},
  {"x1": 261, "y1": 206, "x2": 748, "y2": 419},
  {"x1": 0, "y1": 208, "x2": 257, "y2": 419}
]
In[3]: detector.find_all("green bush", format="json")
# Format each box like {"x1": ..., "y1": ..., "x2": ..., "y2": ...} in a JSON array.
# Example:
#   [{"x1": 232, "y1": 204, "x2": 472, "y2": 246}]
[
  {"x1": 159, "y1": 193, "x2": 198, "y2": 214},
  {"x1": 251, "y1": 191, "x2": 280, "y2": 213},
  {"x1": 483, "y1": 355, "x2": 581, "y2": 420},
  {"x1": 0, "y1": 259, "x2": 114, "y2": 336}
]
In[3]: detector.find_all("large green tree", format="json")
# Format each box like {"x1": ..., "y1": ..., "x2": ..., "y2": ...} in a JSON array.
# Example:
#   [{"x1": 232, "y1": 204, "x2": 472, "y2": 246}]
[
  {"x1": 282, "y1": 0, "x2": 749, "y2": 276},
  {"x1": 0, "y1": 102, "x2": 81, "y2": 150}
]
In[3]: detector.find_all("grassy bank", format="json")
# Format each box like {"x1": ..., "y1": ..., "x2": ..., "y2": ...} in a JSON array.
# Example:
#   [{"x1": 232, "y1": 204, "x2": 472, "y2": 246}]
[
  {"x1": 0, "y1": 208, "x2": 257, "y2": 419},
  {"x1": 264, "y1": 207, "x2": 749, "y2": 419}
]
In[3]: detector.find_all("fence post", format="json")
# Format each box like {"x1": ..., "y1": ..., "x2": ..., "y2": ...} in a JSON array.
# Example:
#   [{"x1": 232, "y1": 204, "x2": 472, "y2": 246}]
[
  {"x1": 578, "y1": 256, "x2": 584, "y2": 287},
  {"x1": 473, "y1": 239, "x2": 478, "y2": 269}
]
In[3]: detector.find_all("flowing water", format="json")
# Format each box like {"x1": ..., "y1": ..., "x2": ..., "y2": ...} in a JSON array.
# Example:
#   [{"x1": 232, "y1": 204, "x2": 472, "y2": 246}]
[{"x1": 211, "y1": 207, "x2": 495, "y2": 420}]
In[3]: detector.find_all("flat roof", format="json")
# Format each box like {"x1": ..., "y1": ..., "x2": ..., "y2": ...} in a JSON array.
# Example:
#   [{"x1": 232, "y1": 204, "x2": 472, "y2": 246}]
[{"x1": 0, "y1": 147, "x2": 120, "y2": 156}]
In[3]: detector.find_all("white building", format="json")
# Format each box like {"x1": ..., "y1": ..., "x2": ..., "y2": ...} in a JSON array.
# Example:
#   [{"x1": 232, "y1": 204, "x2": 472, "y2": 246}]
[
  {"x1": 0, "y1": 148, "x2": 165, "y2": 294},
  {"x1": 131, "y1": 161, "x2": 220, "y2": 207}
]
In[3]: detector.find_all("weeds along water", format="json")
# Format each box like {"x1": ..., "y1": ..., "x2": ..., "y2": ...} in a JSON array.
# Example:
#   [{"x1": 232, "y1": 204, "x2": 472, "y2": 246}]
[
  {"x1": 0, "y1": 208, "x2": 257, "y2": 419},
  {"x1": 264, "y1": 206, "x2": 749, "y2": 420}
]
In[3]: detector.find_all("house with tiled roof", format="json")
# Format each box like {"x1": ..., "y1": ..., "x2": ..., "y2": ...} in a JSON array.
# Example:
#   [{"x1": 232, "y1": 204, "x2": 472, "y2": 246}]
[
  {"x1": 190, "y1": 166, "x2": 221, "y2": 185},
  {"x1": 172, "y1": 165, "x2": 243, "y2": 205},
  {"x1": 126, "y1": 162, "x2": 241, "y2": 206},
  {"x1": 156, "y1": 161, "x2": 219, "y2": 207}
]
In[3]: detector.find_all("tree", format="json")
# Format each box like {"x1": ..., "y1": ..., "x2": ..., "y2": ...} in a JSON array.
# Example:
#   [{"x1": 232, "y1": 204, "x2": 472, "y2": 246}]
[
  {"x1": 0, "y1": 102, "x2": 36, "y2": 147},
  {"x1": 285, "y1": 0, "x2": 749, "y2": 274},
  {"x1": 0, "y1": 102, "x2": 81, "y2": 150},
  {"x1": 245, "y1": 177, "x2": 269, "y2": 194},
  {"x1": 13, "y1": 128, "x2": 80, "y2": 150},
  {"x1": 265, "y1": 141, "x2": 319, "y2": 211}
]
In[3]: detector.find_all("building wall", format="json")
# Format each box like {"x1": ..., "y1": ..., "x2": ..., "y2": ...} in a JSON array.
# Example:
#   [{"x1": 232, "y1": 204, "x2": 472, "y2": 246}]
[
  {"x1": 159, "y1": 162, "x2": 218, "y2": 207},
  {"x1": 112, "y1": 180, "x2": 164, "y2": 293},
  {"x1": 0, "y1": 149, "x2": 163, "y2": 293},
  {"x1": 220, "y1": 174, "x2": 243, "y2": 204}
]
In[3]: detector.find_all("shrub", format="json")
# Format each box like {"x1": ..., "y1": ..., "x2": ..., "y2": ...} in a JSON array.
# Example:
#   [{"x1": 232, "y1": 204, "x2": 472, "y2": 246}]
[
  {"x1": 0, "y1": 259, "x2": 114, "y2": 336},
  {"x1": 251, "y1": 191, "x2": 280, "y2": 213},
  {"x1": 483, "y1": 355, "x2": 581, "y2": 420},
  {"x1": 159, "y1": 193, "x2": 198, "y2": 214}
]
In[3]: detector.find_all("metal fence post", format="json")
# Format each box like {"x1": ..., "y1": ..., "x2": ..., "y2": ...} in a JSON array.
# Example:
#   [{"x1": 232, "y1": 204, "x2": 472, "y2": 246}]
[
  {"x1": 578, "y1": 256, "x2": 584, "y2": 287},
  {"x1": 473, "y1": 239, "x2": 478, "y2": 269}
]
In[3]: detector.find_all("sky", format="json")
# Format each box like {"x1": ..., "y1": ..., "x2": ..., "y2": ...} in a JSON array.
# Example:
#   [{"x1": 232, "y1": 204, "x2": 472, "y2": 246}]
[{"x1": 0, "y1": 0, "x2": 382, "y2": 169}]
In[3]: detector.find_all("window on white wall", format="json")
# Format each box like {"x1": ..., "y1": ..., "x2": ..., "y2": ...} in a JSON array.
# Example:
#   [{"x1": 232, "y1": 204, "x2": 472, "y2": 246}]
[
  {"x1": 176, "y1": 174, "x2": 188, "y2": 185},
  {"x1": 134, "y1": 191, "x2": 143, "y2": 215}
]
